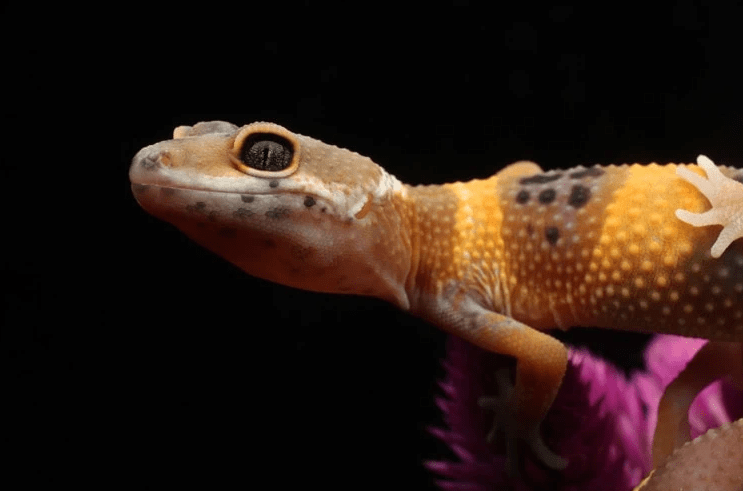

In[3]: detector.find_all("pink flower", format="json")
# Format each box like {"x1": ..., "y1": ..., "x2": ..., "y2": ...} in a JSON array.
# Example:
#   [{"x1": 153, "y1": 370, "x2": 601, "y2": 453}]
[
  {"x1": 426, "y1": 334, "x2": 743, "y2": 490},
  {"x1": 631, "y1": 335, "x2": 743, "y2": 448},
  {"x1": 426, "y1": 336, "x2": 648, "y2": 490}
]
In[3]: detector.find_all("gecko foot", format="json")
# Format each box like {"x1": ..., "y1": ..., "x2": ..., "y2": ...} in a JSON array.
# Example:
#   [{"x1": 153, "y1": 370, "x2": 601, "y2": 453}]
[
  {"x1": 675, "y1": 155, "x2": 743, "y2": 258},
  {"x1": 479, "y1": 368, "x2": 567, "y2": 475}
]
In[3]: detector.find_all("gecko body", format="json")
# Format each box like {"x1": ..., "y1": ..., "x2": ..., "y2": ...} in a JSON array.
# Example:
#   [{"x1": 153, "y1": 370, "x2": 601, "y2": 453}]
[{"x1": 130, "y1": 121, "x2": 743, "y2": 474}]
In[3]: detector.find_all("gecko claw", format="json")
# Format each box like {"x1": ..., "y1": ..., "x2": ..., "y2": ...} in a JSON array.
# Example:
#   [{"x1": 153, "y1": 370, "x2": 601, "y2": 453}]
[{"x1": 479, "y1": 368, "x2": 567, "y2": 474}]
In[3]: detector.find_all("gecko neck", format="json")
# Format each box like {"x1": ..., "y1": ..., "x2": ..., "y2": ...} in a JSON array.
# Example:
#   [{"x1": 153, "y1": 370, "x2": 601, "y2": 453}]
[{"x1": 402, "y1": 177, "x2": 526, "y2": 325}]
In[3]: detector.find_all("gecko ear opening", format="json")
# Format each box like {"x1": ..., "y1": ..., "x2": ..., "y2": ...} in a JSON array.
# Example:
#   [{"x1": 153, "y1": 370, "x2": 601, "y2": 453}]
[{"x1": 230, "y1": 123, "x2": 301, "y2": 178}]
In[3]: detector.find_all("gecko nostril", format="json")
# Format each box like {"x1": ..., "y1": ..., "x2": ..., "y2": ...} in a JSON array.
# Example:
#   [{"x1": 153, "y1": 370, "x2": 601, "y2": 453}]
[
  {"x1": 139, "y1": 151, "x2": 172, "y2": 170},
  {"x1": 139, "y1": 155, "x2": 159, "y2": 170}
]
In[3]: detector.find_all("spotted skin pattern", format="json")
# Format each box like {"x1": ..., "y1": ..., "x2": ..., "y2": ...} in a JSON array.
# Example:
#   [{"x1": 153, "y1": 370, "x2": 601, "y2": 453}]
[
  {"x1": 130, "y1": 121, "x2": 743, "y2": 482},
  {"x1": 492, "y1": 162, "x2": 743, "y2": 339}
]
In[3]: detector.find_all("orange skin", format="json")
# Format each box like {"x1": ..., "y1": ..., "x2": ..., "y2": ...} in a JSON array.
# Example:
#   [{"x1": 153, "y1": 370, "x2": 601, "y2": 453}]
[{"x1": 131, "y1": 121, "x2": 743, "y2": 479}]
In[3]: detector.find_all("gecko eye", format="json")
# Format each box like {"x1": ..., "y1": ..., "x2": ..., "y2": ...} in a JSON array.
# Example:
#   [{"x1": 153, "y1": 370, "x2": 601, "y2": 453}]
[
  {"x1": 240, "y1": 133, "x2": 294, "y2": 172},
  {"x1": 230, "y1": 123, "x2": 300, "y2": 177}
]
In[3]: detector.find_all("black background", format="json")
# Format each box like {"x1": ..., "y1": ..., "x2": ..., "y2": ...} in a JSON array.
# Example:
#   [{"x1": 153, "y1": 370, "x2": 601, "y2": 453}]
[{"x1": 4, "y1": 2, "x2": 742, "y2": 489}]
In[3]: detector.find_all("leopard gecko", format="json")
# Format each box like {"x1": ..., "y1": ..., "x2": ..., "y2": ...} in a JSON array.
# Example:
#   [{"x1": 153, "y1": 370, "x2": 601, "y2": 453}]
[{"x1": 129, "y1": 120, "x2": 743, "y2": 475}]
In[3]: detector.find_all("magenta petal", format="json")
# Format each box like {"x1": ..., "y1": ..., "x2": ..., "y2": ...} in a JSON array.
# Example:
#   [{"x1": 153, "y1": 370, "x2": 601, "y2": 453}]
[
  {"x1": 633, "y1": 334, "x2": 743, "y2": 442},
  {"x1": 427, "y1": 336, "x2": 648, "y2": 490}
]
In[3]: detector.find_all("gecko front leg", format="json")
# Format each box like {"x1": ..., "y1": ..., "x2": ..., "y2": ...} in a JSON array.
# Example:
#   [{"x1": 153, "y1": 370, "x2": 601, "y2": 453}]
[
  {"x1": 449, "y1": 304, "x2": 569, "y2": 471},
  {"x1": 675, "y1": 155, "x2": 743, "y2": 258}
]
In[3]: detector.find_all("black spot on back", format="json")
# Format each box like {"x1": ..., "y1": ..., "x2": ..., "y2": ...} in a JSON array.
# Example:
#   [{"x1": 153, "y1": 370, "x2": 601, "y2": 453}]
[
  {"x1": 519, "y1": 173, "x2": 563, "y2": 185},
  {"x1": 568, "y1": 185, "x2": 591, "y2": 208},
  {"x1": 516, "y1": 190, "x2": 530, "y2": 204},
  {"x1": 545, "y1": 226, "x2": 559, "y2": 245},
  {"x1": 241, "y1": 195, "x2": 255, "y2": 203},
  {"x1": 304, "y1": 196, "x2": 316, "y2": 207},
  {"x1": 569, "y1": 167, "x2": 605, "y2": 179},
  {"x1": 538, "y1": 189, "x2": 556, "y2": 204},
  {"x1": 269, "y1": 180, "x2": 280, "y2": 188}
]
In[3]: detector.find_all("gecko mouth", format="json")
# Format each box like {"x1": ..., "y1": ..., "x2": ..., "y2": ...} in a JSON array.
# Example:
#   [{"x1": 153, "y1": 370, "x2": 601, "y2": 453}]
[
  {"x1": 130, "y1": 181, "x2": 319, "y2": 203},
  {"x1": 131, "y1": 182, "x2": 327, "y2": 220}
]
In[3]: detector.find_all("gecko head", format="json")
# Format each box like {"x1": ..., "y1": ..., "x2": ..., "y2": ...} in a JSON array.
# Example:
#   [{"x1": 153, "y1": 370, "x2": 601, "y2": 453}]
[{"x1": 130, "y1": 121, "x2": 411, "y2": 307}]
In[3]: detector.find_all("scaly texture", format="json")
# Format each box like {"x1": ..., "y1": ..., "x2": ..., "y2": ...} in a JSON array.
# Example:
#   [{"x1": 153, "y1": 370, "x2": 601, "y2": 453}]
[
  {"x1": 634, "y1": 419, "x2": 743, "y2": 491},
  {"x1": 130, "y1": 121, "x2": 743, "y2": 478}
]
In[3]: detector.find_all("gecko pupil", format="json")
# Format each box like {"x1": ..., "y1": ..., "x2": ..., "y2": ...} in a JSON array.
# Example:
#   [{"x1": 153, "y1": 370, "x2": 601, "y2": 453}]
[{"x1": 241, "y1": 133, "x2": 293, "y2": 171}]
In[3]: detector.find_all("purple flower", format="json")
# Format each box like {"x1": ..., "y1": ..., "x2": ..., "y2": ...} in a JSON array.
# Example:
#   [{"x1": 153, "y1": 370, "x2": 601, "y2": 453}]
[
  {"x1": 427, "y1": 334, "x2": 743, "y2": 490},
  {"x1": 631, "y1": 335, "x2": 743, "y2": 446},
  {"x1": 426, "y1": 336, "x2": 648, "y2": 490}
]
